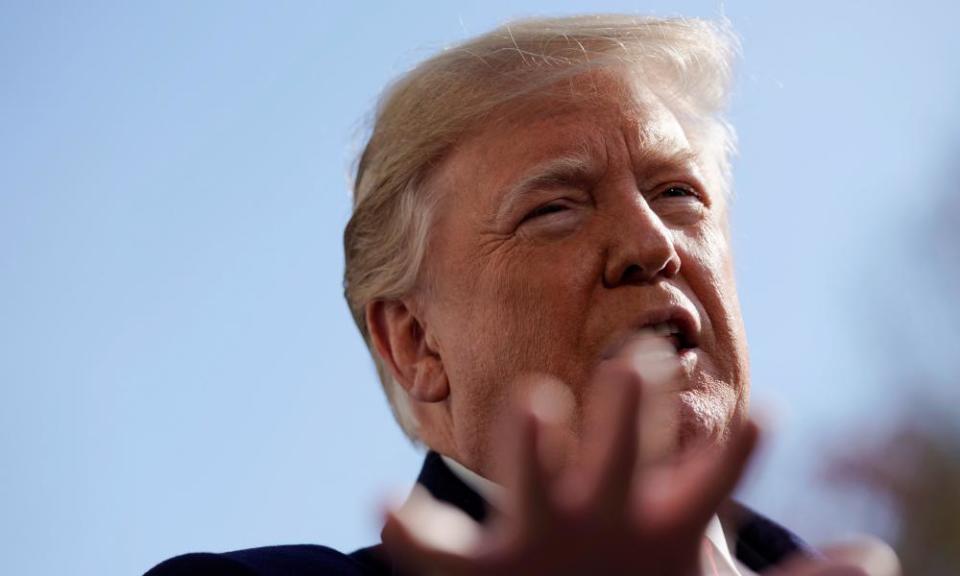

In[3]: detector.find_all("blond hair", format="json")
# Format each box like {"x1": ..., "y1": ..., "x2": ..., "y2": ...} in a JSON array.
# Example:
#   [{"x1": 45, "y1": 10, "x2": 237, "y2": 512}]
[{"x1": 343, "y1": 15, "x2": 739, "y2": 439}]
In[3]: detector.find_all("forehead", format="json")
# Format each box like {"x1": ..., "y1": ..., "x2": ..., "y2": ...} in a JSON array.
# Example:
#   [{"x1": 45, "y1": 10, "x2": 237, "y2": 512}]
[{"x1": 428, "y1": 73, "x2": 698, "y2": 207}]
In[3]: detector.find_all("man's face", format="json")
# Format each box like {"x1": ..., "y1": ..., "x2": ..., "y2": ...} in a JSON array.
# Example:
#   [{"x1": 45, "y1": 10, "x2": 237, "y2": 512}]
[{"x1": 417, "y1": 74, "x2": 749, "y2": 474}]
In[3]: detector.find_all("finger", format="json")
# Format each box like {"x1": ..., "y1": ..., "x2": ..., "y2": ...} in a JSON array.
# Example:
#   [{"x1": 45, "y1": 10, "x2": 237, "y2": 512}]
[
  {"x1": 766, "y1": 554, "x2": 871, "y2": 576},
  {"x1": 494, "y1": 377, "x2": 571, "y2": 536},
  {"x1": 624, "y1": 334, "x2": 681, "y2": 464},
  {"x1": 662, "y1": 418, "x2": 761, "y2": 532},
  {"x1": 509, "y1": 399, "x2": 554, "y2": 534},
  {"x1": 820, "y1": 538, "x2": 901, "y2": 576},
  {"x1": 381, "y1": 486, "x2": 481, "y2": 576},
  {"x1": 526, "y1": 378, "x2": 576, "y2": 482},
  {"x1": 583, "y1": 334, "x2": 679, "y2": 515},
  {"x1": 584, "y1": 361, "x2": 641, "y2": 516}
]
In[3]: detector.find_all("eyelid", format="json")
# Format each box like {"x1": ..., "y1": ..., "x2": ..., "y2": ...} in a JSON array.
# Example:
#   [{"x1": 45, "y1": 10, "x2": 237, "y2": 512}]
[
  {"x1": 651, "y1": 180, "x2": 707, "y2": 204},
  {"x1": 521, "y1": 200, "x2": 572, "y2": 223},
  {"x1": 662, "y1": 184, "x2": 697, "y2": 196}
]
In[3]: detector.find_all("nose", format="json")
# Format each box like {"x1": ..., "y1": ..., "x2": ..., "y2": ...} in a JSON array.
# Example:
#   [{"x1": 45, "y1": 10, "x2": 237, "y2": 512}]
[{"x1": 602, "y1": 198, "x2": 681, "y2": 287}]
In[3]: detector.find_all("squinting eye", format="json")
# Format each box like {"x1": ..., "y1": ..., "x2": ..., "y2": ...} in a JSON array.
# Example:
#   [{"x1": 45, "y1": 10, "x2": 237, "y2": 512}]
[
  {"x1": 524, "y1": 203, "x2": 569, "y2": 221},
  {"x1": 660, "y1": 185, "x2": 697, "y2": 199}
]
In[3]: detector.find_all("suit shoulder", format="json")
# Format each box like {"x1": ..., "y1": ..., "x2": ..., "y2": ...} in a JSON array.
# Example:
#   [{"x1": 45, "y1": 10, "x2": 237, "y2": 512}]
[{"x1": 144, "y1": 544, "x2": 372, "y2": 576}]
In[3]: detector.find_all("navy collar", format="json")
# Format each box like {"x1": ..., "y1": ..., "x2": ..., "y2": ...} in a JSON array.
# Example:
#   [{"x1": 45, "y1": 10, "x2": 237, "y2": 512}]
[{"x1": 414, "y1": 451, "x2": 816, "y2": 572}]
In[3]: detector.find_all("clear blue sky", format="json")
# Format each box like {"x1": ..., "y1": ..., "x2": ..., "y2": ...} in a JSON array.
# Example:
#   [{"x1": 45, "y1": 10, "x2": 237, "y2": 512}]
[{"x1": 2, "y1": 2, "x2": 958, "y2": 575}]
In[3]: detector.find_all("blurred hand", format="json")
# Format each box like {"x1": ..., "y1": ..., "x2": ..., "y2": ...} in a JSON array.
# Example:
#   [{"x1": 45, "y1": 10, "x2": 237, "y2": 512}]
[
  {"x1": 381, "y1": 335, "x2": 898, "y2": 576},
  {"x1": 771, "y1": 538, "x2": 901, "y2": 576},
  {"x1": 382, "y1": 335, "x2": 760, "y2": 576}
]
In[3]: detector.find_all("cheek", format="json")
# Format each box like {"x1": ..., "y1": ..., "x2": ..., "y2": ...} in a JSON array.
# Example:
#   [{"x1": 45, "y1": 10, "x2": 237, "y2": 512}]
[
  {"x1": 675, "y1": 225, "x2": 750, "y2": 437},
  {"x1": 439, "y1": 237, "x2": 601, "y2": 383},
  {"x1": 678, "y1": 225, "x2": 747, "y2": 366},
  {"x1": 490, "y1": 246, "x2": 597, "y2": 364}
]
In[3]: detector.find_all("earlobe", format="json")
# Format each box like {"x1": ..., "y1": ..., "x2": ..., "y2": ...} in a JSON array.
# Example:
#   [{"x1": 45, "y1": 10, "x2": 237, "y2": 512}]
[{"x1": 365, "y1": 299, "x2": 450, "y2": 403}]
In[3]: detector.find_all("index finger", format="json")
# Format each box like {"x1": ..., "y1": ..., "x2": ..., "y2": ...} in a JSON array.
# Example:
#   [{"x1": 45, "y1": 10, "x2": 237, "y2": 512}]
[{"x1": 654, "y1": 418, "x2": 761, "y2": 533}]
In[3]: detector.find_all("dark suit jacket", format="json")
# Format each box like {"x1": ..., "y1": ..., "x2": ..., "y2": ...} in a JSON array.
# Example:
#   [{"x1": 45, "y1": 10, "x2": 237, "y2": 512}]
[{"x1": 145, "y1": 451, "x2": 813, "y2": 575}]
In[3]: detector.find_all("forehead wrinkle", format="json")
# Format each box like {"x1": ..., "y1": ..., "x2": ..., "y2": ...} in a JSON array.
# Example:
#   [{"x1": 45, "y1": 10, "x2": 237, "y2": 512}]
[{"x1": 624, "y1": 111, "x2": 703, "y2": 180}]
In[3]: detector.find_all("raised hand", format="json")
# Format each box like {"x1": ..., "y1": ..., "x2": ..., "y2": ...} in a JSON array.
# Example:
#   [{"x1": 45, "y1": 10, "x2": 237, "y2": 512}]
[{"x1": 382, "y1": 335, "x2": 760, "y2": 576}]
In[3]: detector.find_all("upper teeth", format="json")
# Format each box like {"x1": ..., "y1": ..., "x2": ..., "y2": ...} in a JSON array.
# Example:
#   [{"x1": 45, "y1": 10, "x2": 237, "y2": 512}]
[{"x1": 650, "y1": 322, "x2": 681, "y2": 337}]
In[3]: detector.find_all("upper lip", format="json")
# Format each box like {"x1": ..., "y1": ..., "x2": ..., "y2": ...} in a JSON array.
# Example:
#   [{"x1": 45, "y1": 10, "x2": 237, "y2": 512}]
[{"x1": 601, "y1": 305, "x2": 702, "y2": 360}]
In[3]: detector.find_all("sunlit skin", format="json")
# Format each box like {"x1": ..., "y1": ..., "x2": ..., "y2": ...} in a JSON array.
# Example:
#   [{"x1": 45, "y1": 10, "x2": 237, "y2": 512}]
[
  {"x1": 370, "y1": 71, "x2": 892, "y2": 576},
  {"x1": 398, "y1": 72, "x2": 750, "y2": 481}
]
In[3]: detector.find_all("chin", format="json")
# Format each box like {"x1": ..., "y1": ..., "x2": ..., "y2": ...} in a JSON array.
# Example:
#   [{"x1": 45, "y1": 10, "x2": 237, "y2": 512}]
[{"x1": 673, "y1": 389, "x2": 736, "y2": 449}]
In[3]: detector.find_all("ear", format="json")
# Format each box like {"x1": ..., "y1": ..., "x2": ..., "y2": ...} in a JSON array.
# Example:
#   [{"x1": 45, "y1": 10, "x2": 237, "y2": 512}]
[{"x1": 365, "y1": 299, "x2": 449, "y2": 403}]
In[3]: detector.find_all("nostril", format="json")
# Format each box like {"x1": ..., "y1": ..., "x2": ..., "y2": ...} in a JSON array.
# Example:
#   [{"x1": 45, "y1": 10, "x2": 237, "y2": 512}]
[{"x1": 619, "y1": 263, "x2": 647, "y2": 285}]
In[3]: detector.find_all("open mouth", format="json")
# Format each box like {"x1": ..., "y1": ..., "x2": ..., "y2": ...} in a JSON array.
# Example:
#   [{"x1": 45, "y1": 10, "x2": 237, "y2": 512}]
[
  {"x1": 601, "y1": 308, "x2": 701, "y2": 361},
  {"x1": 647, "y1": 320, "x2": 697, "y2": 354}
]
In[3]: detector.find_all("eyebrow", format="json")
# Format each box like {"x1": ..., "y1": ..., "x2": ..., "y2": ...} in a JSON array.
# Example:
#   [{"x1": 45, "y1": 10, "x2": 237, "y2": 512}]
[
  {"x1": 631, "y1": 142, "x2": 701, "y2": 176},
  {"x1": 493, "y1": 144, "x2": 704, "y2": 222},
  {"x1": 495, "y1": 153, "x2": 596, "y2": 221}
]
